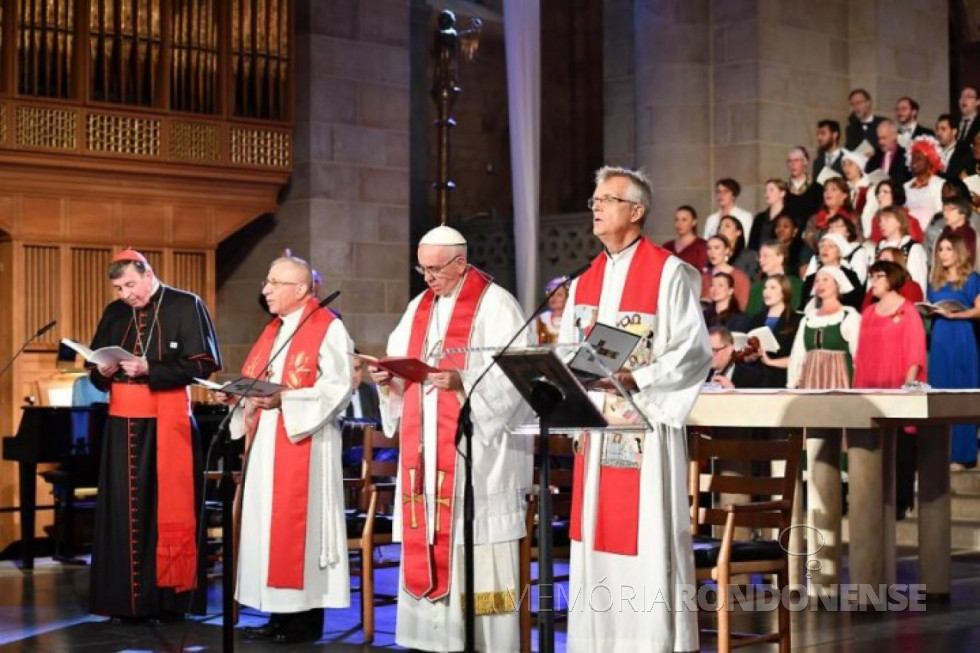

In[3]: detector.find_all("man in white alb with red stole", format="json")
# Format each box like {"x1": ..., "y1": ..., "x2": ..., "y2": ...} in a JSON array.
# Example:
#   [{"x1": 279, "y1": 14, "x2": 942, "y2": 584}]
[
  {"x1": 219, "y1": 256, "x2": 354, "y2": 644},
  {"x1": 372, "y1": 225, "x2": 533, "y2": 652},
  {"x1": 559, "y1": 167, "x2": 711, "y2": 652}
]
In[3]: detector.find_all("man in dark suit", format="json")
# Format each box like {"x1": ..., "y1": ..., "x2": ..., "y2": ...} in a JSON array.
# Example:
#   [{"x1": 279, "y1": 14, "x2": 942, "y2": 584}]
[
  {"x1": 340, "y1": 353, "x2": 385, "y2": 476},
  {"x1": 813, "y1": 119, "x2": 845, "y2": 180},
  {"x1": 957, "y1": 86, "x2": 980, "y2": 146},
  {"x1": 706, "y1": 326, "x2": 767, "y2": 389},
  {"x1": 867, "y1": 119, "x2": 910, "y2": 184},
  {"x1": 895, "y1": 96, "x2": 935, "y2": 148},
  {"x1": 845, "y1": 88, "x2": 885, "y2": 152},
  {"x1": 937, "y1": 113, "x2": 974, "y2": 181}
]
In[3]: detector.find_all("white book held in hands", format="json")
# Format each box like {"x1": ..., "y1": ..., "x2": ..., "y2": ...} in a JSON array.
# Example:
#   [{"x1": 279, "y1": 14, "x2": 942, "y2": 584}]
[
  {"x1": 731, "y1": 326, "x2": 780, "y2": 353},
  {"x1": 60, "y1": 338, "x2": 138, "y2": 366}
]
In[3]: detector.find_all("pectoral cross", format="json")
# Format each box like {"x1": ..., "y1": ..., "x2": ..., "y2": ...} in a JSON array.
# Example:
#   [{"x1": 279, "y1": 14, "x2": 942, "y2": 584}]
[
  {"x1": 434, "y1": 470, "x2": 452, "y2": 532},
  {"x1": 402, "y1": 468, "x2": 423, "y2": 529}
]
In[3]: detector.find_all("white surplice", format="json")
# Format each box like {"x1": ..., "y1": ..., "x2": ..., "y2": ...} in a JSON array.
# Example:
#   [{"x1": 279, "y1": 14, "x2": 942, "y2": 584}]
[
  {"x1": 559, "y1": 244, "x2": 711, "y2": 653},
  {"x1": 380, "y1": 275, "x2": 534, "y2": 653},
  {"x1": 232, "y1": 309, "x2": 354, "y2": 613}
]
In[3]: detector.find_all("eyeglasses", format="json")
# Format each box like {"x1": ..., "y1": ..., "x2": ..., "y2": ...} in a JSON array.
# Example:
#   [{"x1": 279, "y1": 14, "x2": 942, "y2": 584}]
[
  {"x1": 262, "y1": 278, "x2": 304, "y2": 289},
  {"x1": 711, "y1": 345, "x2": 731, "y2": 353},
  {"x1": 587, "y1": 196, "x2": 634, "y2": 210},
  {"x1": 414, "y1": 257, "x2": 461, "y2": 277}
]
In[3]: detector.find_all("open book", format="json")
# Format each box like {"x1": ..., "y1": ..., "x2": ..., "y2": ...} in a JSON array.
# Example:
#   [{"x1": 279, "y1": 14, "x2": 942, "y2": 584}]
[
  {"x1": 854, "y1": 139, "x2": 876, "y2": 158},
  {"x1": 194, "y1": 377, "x2": 285, "y2": 398},
  {"x1": 963, "y1": 174, "x2": 980, "y2": 197},
  {"x1": 731, "y1": 326, "x2": 780, "y2": 353},
  {"x1": 352, "y1": 353, "x2": 440, "y2": 384},
  {"x1": 916, "y1": 300, "x2": 969, "y2": 315},
  {"x1": 60, "y1": 338, "x2": 138, "y2": 366}
]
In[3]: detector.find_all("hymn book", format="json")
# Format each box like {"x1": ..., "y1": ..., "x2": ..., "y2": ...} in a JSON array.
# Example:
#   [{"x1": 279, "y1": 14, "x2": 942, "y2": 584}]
[
  {"x1": 963, "y1": 174, "x2": 980, "y2": 197},
  {"x1": 730, "y1": 326, "x2": 780, "y2": 353},
  {"x1": 194, "y1": 377, "x2": 286, "y2": 398},
  {"x1": 351, "y1": 353, "x2": 441, "y2": 384},
  {"x1": 915, "y1": 300, "x2": 969, "y2": 315},
  {"x1": 60, "y1": 338, "x2": 139, "y2": 366}
]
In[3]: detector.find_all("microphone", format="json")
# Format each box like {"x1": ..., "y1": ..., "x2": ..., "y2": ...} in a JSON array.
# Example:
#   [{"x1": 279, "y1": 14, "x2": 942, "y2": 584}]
[
  {"x1": 319, "y1": 289, "x2": 341, "y2": 309},
  {"x1": 35, "y1": 320, "x2": 57, "y2": 338},
  {"x1": 0, "y1": 319, "x2": 57, "y2": 382}
]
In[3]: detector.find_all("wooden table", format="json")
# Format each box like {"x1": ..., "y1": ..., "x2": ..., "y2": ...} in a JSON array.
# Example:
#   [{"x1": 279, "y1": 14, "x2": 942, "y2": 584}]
[{"x1": 688, "y1": 389, "x2": 980, "y2": 600}]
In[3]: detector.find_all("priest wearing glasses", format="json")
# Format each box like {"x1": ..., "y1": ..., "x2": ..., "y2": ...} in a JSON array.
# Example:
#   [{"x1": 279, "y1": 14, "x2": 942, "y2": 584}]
[
  {"x1": 561, "y1": 166, "x2": 711, "y2": 652},
  {"x1": 371, "y1": 225, "x2": 533, "y2": 652}
]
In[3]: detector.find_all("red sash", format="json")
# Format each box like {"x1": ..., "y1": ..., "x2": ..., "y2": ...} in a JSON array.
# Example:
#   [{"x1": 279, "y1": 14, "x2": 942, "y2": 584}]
[
  {"x1": 569, "y1": 237, "x2": 668, "y2": 556},
  {"x1": 241, "y1": 297, "x2": 334, "y2": 589},
  {"x1": 109, "y1": 383, "x2": 197, "y2": 593},
  {"x1": 401, "y1": 267, "x2": 491, "y2": 600}
]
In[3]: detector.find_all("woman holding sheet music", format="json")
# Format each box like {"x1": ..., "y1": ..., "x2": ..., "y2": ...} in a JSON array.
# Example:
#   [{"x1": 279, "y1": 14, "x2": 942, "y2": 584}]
[
  {"x1": 926, "y1": 234, "x2": 980, "y2": 469},
  {"x1": 743, "y1": 275, "x2": 799, "y2": 387}
]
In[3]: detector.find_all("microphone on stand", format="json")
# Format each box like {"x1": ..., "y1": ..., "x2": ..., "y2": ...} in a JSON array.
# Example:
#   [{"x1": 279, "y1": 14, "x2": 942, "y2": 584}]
[
  {"x1": 455, "y1": 261, "x2": 591, "y2": 652},
  {"x1": 0, "y1": 319, "x2": 57, "y2": 381}
]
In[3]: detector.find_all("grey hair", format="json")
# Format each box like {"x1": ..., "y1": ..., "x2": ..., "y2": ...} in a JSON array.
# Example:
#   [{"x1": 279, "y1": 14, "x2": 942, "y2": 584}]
[
  {"x1": 270, "y1": 255, "x2": 314, "y2": 290},
  {"x1": 594, "y1": 165, "x2": 653, "y2": 213}
]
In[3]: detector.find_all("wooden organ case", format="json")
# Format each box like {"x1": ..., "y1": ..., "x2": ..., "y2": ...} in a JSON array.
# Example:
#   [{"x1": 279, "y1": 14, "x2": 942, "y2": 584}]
[{"x1": 0, "y1": 0, "x2": 293, "y2": 553}]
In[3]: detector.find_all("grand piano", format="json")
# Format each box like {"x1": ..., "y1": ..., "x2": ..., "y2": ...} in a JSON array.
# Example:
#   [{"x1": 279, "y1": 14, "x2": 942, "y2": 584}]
[{"x1": 2, "y1": 402, "x2": 229, "y2": 570}]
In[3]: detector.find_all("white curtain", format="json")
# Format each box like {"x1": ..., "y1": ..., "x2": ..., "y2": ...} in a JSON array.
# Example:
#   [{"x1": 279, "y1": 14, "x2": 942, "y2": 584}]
[{"x1": 503, "y1": 0, "x2": 540, "y2": 315}]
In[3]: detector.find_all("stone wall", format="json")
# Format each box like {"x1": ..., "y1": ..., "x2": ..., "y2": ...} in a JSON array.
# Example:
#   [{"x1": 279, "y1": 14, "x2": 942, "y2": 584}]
[
  {"x1": 216, "y1": 0, "x2": 412, "y2": 367},
  {"x1": 616, "y1": 0, "x2": 949, "y2": 244}
]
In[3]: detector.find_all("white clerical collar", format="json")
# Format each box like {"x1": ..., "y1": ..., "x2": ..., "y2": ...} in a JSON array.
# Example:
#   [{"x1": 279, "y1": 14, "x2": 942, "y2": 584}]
[
  {"x1": 604, "y1": 234, "x2": 642, "y2": 262},
  {"x1": 279, "y1": 305, "x2": 305, "y2": 329}
]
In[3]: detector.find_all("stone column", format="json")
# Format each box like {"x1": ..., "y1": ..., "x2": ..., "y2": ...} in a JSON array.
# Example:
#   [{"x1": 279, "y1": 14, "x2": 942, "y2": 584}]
[
  {"x1": 217, "y1": 0, "x2": 413, "y2": 367},
  {"x1": 631, "y1": 0, "x2": 711, "y2": 243}
]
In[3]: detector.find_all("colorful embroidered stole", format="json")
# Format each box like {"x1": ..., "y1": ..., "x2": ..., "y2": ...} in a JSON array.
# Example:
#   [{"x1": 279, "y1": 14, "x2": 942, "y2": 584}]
[
  {"x1": 569, "y1": 237, "x2": 669, "y2": 556},
  {"x1": 400, "y1": 267, "x2": 491, "y2": 600},
  {"x1": 241, "y1": 297, "x2": 334, "y2": 588}
]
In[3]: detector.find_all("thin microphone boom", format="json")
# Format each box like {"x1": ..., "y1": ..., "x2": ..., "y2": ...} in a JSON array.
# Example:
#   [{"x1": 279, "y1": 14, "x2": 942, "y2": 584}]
[{"x1": 0, "y1": 319, "x2": 57, "y2": 381}]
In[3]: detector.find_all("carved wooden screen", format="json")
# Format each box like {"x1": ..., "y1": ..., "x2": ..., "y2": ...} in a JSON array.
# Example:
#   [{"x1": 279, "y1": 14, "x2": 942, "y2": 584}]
[
  {"x1": 23, "y1": 244, "x2": 60, "y2": 345},
  {"x1": 70, "y1": 247, "x2": 114, "y2": 343},
  {"x1": 232, "y1": 0, "x2": 288, "y2": 120},
  {"x1": 173, "y1": 250, "x2": 206, "y2": 298},
  {"x1": 17, "y1": 0, "x2": 76, "y2": 98},
  {"x1": 89, "y1": 0, "x2": 163, "y2": 106},
  {"x1": 171, "y1": 0, "x2": 219, "y2": 114}
]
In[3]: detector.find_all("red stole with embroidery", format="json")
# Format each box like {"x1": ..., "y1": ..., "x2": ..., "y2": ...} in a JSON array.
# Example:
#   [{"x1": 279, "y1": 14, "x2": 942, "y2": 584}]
[
  {"x1": 401, "y1": 267, "x2": 491, "y2": 600},
  {"x1": 241, "y1": 297, "x2": 334, "y2": 588},
  {"x1": 569, "y1": 237, "x2": 669, "y2": 556}
]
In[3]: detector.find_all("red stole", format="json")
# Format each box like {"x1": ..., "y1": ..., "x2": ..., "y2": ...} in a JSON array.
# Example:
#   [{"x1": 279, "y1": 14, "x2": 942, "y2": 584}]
[
  {"x1": 241, "y1": 297, "x2": 334, "y2": 589},
  {"x1": 400, "y1": 267, "x2": 491, "y2": 601},
  {"x1": 569, "y1": 237, "x2": 669, "y2": 556},
  {"x1": 109, "y1": 383, "x2": 197, "y2": 593}
]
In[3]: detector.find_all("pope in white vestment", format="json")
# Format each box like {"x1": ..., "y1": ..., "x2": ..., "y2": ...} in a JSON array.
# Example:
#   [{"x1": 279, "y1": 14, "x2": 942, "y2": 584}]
[
  {"x1": 223, "y1": 257, "x2": 354, "y2": 643},
  {"x1": 561, "y1": 167, "x2": 711, "y2": 653},
  {"x1": 374, "y1": 225, "x2": 533, "y2": 652}
]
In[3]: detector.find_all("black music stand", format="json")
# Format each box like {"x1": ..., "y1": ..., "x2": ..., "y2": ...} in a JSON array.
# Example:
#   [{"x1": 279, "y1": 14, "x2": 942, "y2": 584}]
[{"x1": 494, "y1": 348, "x2": 609, "y2": 653}]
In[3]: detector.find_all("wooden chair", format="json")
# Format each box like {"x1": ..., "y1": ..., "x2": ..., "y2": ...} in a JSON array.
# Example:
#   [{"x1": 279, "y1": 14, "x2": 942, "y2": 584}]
[
  {"x1": 345, "y1": 425, "x2": 398, "y2": 643},
  {"x1": 519, "y1": 435, "x2": 576, "y2": 653},
  {"x1": 689, "y1": 431, "x2": 802, "y2": 653}
]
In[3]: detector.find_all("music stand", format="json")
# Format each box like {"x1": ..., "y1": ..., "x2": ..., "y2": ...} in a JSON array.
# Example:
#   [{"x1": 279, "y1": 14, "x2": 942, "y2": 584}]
[{"x1": 493, "y1": 345, "x2": 640, "y2": 653}]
